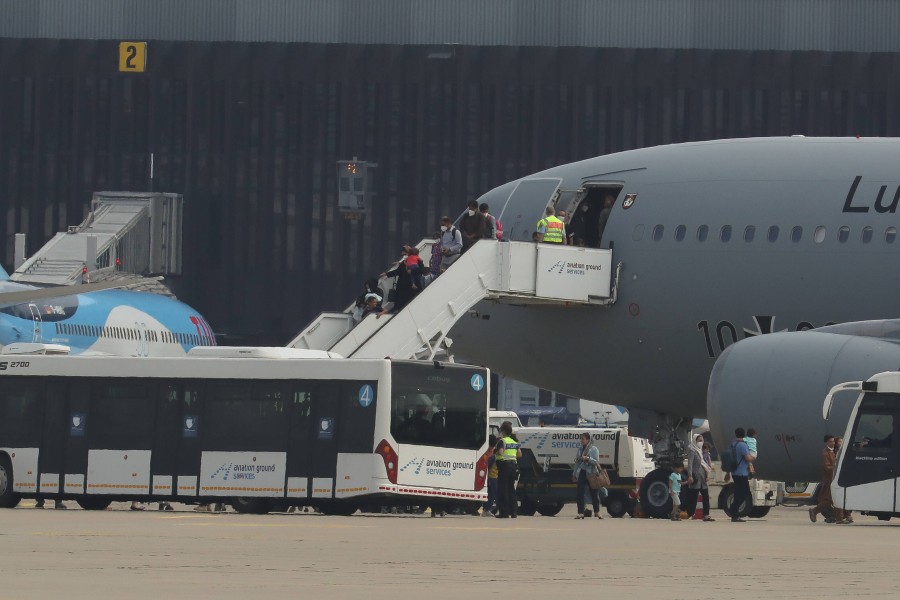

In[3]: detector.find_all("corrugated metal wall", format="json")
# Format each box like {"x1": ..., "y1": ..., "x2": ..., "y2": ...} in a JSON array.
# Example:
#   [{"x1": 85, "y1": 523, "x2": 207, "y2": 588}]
[
  {"x1": 3, "y1": 0, "x2": 900, "y2": 51},
  {"x1": 2, "y1": 39, "x2": 900, "y2": 343}
]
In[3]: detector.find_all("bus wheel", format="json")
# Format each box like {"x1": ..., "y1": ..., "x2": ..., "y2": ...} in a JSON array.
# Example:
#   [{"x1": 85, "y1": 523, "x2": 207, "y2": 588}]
[
  {"x1": 0, "y1": 455, "x2": 21, "y2": 509},
  {"x1": 876, "y1": 513, "x2": 892, "y2": 522},
  {"x1": 717, "y1": 484, "x2": 751, "y2": 518},
  {"x1": 748, "y1": 506, "x2": 771, "y2": 519},
  {"x1": 76, "y1": 497, "x2": 112, "y2": 511},
  {"x1": 638, "y1": 468, "x2": 673, "y2": 519},
  {"x1": 605, "y1": 493, "x2": 630, "y2": 518},
  {"x1": 318, "y1": 502, "x2": 357, "y2": 516},
  {"x1": 536, "y1": 502, "x2": 564, "y2": 517},
  {"x1": 518, "y1": 496, "x2": 538, "y2": 517},
  {"x1": 231, "y1": 497, "x2": 270, "y2": 514}
]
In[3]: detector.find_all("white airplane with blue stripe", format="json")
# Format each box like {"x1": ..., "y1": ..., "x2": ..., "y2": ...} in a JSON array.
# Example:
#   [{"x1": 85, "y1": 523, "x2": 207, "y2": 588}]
[{"x1": 0, "y1": 264, "x2": 215, "y2": 356}]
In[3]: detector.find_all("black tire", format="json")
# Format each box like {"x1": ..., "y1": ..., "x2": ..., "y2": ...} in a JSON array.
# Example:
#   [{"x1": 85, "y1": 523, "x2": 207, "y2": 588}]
[
  {"x1": 748, "y1": 506, "x2": 771, "y2": 519},
  {"x1": 0, "y1": 455, "x2": 21, "y2": 509},
  {"x1": 638, "y1": 468, "x2": 673, "y2": 519},
  {"x1": 76, "y1": 497, "x2": 112, "y2": 511},
  {"x1": 536, "y1": 502, "x2": 564, "y2": 517},
  {"x1": 718, "y1": 484, "x2": 751, "y2": 518},
  {"x1": 231, "y1": 497, "x2": 270, "y2": 514},
  {"x1": 518, "y1": 496, "x2": 538, "y2": 517},
  {"x1": 606, "y1": 493, "x2": 630, "y2": 518},
  {"x1": 318, "y1": 502, "x2": 358, "y2": 516},
  {"x1": 876, "y1": 513, "x2": 892, "y2": 522}
]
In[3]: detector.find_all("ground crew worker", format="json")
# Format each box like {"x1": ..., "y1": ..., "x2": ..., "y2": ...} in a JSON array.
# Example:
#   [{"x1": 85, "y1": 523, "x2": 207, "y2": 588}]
[
  {"x1": 536, "y1": 206, "x2": 566, "y2": 244},
  {"x1": 495, "y1": 421, "x2": 522, "y2": 518}
]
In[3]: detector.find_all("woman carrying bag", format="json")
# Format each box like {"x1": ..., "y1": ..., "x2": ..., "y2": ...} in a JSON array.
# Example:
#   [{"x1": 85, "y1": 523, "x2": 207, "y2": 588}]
[{"x1": 572, "y1": 432, "x2": 603, "y2": 519}]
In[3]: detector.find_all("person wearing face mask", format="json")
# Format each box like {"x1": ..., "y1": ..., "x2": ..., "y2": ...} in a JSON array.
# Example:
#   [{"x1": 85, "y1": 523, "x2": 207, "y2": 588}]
[
  {"x1": 458, "y1": 200, "x2": 486, "y2": 253},
  {"x1": 684, "y1": 434, "x2": 715, "y2": 521},
  {"x1": 438, "y1": 216, "x2": 463, "y2": 272}
]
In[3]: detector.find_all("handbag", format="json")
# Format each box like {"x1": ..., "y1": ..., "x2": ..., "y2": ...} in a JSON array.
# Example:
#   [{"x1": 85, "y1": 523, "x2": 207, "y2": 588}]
[{"x1": 588, "y1": 465, "x2": 610, "y2": 489}]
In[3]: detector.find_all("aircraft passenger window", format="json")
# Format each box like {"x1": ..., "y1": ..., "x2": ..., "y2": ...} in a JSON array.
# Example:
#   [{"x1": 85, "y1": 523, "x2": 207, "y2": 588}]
[
  {"x1": 632, "y1": 225, "x2": 644, "y2": 242},
  {"x1": 862, "y1": 226, "x2": 874, "y2": 243},
  {"x1": 814, "y1": 226, "x2": 826, "y2": 243},
  {"x1": 697, "y1": 225, "x2": 709, "y2": 242},
  {"x1": 838, "y1": 226, "x2": 850, "y2": 243},
  {"x1": 674, "y1": 225, "x2": 686, "y2": 241},
  {"x1": 767, "y1": 226, "x2": 779, "y2": 242},
  {"x1": 720, "y1": 225, "x2": 732, "y2": 242},
  {"x1": 743, "y1": 226, "x2": 755, "y2": 242},
  {"x1": 886, "y1": 227, "x2": 897, "y2": 244},
  {"x1": 791, "y1": 226, "x2": 803, "y2": 243},
  {"x1": 652, "y1": 225, "x2": 665, "y2": 241}
]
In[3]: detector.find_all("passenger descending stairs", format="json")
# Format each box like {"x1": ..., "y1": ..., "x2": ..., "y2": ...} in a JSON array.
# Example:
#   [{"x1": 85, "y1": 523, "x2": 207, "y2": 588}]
[{"x1": 288, "y1": 240, "x2": 619, "y2": 361}]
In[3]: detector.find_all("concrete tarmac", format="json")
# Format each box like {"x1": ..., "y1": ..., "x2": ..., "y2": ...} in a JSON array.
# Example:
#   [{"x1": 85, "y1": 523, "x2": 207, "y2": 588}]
[{"x1": 1, "y1": 502, "x2": 897, "y2": 600}]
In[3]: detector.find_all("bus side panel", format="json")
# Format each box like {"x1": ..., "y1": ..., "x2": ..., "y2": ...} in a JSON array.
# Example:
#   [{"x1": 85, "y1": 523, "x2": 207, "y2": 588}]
[
  {"x1": 334, "y1": 454, "x2": 380, "y2": 498},
  {"x1": 199, "y1": 451, "x2": 286, "y2": 497},
  {"x1": 395, "y1": 446, "x2": 479, "y2": 491},
  {"x1": 86, "y1": 449, "x2": 151, "y2": 495},
  {"x1": 834, "y1": 479, "x2": 896, "y2": 513}
]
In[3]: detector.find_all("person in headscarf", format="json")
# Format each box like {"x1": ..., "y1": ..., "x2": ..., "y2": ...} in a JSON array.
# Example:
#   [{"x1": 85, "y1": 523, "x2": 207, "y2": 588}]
[{"x1": 684, "y1": 433, "x2": 715, "y2": 521}]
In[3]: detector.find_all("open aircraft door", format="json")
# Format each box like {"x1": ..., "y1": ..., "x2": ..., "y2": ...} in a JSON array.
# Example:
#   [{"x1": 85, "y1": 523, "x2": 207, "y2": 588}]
[
  {"x1": 27, "y1": 303, "x2": 42, "y2": 342},
  {"x1": 496, "y1": 178, "x2": 562, "y2": 242}
]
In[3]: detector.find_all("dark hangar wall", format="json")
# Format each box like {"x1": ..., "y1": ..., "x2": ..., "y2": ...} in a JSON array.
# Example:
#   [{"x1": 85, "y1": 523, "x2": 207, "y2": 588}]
[{"x1": 1, "y1": 39, "x2": 899, "y2": 344}]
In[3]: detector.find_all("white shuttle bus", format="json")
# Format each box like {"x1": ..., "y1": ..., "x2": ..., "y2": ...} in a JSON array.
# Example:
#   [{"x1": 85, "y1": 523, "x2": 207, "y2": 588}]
[
  {"x1": 824, "y1": 371, "x2": 900, "y2": 521},
  {"x1": 0, "y1": 346, "x2": 490, "y2": 514}
]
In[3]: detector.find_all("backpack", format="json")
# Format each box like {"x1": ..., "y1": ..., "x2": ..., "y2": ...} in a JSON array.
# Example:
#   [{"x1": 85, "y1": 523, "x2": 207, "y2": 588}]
[
  {"x1": 484, "y1": 214, "x2": 496, "y2": 239},
  {"x1": 495, "y1": 218, "x2": 504, "y2": 240},
  {"x1": 719, "y1": 442, "x2": 740, "y2": 473}
]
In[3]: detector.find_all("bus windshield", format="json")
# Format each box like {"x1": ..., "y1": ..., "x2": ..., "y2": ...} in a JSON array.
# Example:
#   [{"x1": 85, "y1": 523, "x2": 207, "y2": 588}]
[{"x1": 390, "y1": 362, "x2": 487, "y2": 450}]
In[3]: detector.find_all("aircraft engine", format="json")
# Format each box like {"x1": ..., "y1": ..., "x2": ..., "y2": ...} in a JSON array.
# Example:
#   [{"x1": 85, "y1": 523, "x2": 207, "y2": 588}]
[{"x1": 706, "y1": 327, "x2": 900, "y2": 482}]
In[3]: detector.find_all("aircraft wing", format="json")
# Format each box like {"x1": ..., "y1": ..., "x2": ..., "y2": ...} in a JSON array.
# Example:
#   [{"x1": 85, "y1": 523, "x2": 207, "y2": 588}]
[{"x1": 0, "y1": 281, "x2": 126, "y2": 308}]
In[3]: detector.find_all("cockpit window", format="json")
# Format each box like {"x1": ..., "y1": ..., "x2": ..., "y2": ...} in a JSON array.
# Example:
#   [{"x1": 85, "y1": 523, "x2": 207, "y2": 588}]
[{"x1": 0, "y1": 295, "x2": 79, "y2": 322}]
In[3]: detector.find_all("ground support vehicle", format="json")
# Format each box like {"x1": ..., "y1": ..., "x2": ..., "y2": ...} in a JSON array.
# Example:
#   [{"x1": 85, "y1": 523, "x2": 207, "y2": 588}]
[{"x1": 513, "y1": 426, "x2": 654, "y2": 517}]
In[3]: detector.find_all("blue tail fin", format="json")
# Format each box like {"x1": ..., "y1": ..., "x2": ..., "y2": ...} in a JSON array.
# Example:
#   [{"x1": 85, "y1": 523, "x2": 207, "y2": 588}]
[{"x1": 0, "y1": 265, "x2": 8, "y2": 281}]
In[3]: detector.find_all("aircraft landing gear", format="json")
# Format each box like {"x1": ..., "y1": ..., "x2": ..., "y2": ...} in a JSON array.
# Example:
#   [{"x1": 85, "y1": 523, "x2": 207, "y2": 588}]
[{"x1": 638, "y1": 468, "x2": 674, "y2": 519}]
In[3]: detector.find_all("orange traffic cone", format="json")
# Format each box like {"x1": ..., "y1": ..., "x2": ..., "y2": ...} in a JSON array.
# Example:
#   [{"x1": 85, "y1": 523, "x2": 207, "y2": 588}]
[{"x1": 693, "y1": 492, "x2": 705, "y2": 520}]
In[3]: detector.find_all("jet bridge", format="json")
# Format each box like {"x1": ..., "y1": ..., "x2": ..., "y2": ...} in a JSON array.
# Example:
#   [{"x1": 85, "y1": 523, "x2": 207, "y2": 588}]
[
  {"x1": 288, "y1": 240, "x2": 619, "y2": 360},
  {"x1": 12, "y1": 192, "x2": 182, "y2": 285}
]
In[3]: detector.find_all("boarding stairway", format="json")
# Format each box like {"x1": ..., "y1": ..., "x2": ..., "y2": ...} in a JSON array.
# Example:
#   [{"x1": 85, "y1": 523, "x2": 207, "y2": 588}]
[
  {"x1": 11, "y1": 192, "x2": 183, "y2": 285},
  {"x1": 288, "y1": 239, "x2": 620, "y2": 360}
]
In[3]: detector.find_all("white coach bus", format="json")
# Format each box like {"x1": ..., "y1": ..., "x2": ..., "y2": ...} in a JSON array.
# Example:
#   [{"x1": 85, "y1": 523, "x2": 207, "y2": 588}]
[
  {"x1": 824, "y1": 371, "x2": 900, "y2": 521},
  {"x1": 0, "y1": 346, "x2": 490, "y2": 515}
]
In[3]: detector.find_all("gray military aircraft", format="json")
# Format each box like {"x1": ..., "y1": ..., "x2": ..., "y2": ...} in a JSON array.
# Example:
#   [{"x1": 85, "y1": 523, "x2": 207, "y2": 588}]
[{"x1": 445, "y1": 136, "x2": 900, "y2": 513}]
